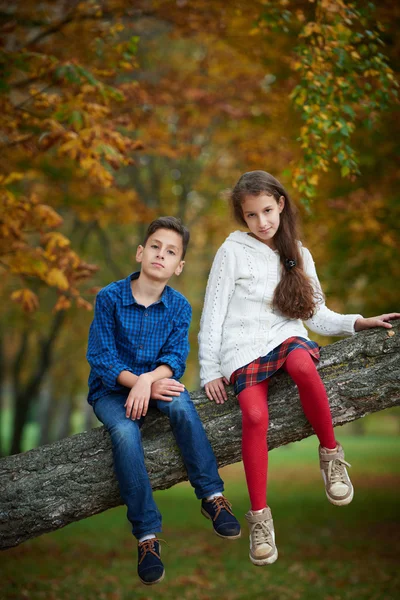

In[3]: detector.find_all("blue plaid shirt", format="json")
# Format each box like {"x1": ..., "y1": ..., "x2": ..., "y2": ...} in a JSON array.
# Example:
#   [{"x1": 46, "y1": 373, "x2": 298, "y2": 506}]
[{"x1": 86, "y1": 271, "x2": 192, "y2": 405}]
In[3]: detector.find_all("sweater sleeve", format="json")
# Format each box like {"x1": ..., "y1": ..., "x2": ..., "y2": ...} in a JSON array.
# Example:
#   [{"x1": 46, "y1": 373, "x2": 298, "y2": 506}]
[
  {"x1": 303, "y1": 248, "x2": 363, "y2": 336},
  {"x1": 198, "y1": 244, "x2": 237, "y2": 386}
]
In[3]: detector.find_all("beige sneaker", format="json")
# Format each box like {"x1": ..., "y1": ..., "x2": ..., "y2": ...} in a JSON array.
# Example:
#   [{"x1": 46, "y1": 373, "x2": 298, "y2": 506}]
[
  {"x1": 319, "y1": 443, "x2": 354, "y2": 506},
  {"x1": 245, "y1": 507, "x2": 278, "y2": 566}
]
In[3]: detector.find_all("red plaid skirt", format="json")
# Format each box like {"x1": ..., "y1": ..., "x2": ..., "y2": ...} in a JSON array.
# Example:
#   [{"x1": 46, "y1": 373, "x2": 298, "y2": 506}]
[{"x1": 230, "y1": 336, "x2": 320, "y2": 396}]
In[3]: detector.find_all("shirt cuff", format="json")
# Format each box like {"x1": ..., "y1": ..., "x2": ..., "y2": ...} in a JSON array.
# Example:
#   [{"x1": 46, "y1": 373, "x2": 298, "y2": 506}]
[
  {"x1": 155, "y1": 355, "x2": 183, "y2": 379},
  {"x1": 101, "y1": 363, "x2": 135, "y2": 388}
]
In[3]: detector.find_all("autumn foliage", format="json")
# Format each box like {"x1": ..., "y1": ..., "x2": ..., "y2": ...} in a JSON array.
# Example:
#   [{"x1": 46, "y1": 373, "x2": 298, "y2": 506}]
[
  {"x1": 0, "y1": 1, "x2": 399, "y2": 455},
  {"x1": 1, "y1": 1, "x2": 397, "y2": 312}
]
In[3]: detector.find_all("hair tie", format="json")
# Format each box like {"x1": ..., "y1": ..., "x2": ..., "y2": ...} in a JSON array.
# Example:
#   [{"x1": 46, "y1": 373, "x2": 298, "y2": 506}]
[{"x1": 284, "y1": 258, "x2": 297, "y2": 270}]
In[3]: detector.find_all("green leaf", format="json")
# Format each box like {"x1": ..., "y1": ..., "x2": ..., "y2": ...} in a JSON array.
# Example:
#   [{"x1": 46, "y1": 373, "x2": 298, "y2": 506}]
[{"x1": 341, "y1": 165, "x2": 350, "y2": 177}]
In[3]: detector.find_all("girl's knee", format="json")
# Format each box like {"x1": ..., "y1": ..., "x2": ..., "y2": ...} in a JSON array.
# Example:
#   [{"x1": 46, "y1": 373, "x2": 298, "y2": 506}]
[
  {"x1": 285, "y1": 350, "x2": 317, "y2": 378},
  {"x1": 241, "y1": 405, "x2": 269, "y2": 431}
]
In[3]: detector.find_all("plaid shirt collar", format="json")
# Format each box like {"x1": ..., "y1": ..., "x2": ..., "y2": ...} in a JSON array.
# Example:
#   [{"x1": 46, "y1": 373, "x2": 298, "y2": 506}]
[{"x1": 121, "y1": 271, "x2": 170, "y2": 308}]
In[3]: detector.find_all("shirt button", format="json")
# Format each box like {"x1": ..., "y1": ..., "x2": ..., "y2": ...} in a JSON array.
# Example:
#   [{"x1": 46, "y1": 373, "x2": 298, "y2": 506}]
[
  {"x1": 144, "y1": 312, "x2": 148, "y2": 317},
  {"x1": 139, "y1": 345, "x2": 143, "y2": 349}
]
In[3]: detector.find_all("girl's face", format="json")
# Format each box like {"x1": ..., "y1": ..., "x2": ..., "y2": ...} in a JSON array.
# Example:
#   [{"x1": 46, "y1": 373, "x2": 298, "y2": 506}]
[{"x1": 241, "y1": 193, "x2": 285, "y2": 249}]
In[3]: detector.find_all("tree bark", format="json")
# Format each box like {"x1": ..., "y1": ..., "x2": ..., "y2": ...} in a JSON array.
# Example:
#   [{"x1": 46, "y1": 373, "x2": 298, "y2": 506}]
[{"x1": 0, "y1": 322, "x2": 399, "y2": 550}]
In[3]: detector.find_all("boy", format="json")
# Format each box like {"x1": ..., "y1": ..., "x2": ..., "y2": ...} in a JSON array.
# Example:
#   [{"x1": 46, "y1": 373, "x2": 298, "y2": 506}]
[{"x1": 86, "y1": 216, "x2": 241, "y2": 586}]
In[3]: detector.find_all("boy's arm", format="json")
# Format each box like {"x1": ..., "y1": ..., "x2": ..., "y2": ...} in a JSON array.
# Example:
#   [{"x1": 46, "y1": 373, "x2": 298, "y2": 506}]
[
  {"x1": 86, "y1": 290, "x2": 136, "y2": 389},
  {"x1": 117, "y1": 364, "x2": 173, "y2": 388},
  {"x1": 124, "y1": 303, "x2": 192, "y2": 421},
  {"x1": 154, "y1": 300, "x2": 192, "y2": 380}
]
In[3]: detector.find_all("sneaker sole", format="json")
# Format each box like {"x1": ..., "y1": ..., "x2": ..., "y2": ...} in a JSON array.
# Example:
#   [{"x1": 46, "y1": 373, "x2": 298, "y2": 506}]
[
  {"x1": 139, "y1": 570, "x2": 165, "y2": 586},
  {"x1": 250, "y1": 548, "x2": 278, "y2": 566},
  {"x1": 201, "y1": 507, "x2": 242, "y2": 539},
  {"x1": 321, "y1": 469, "x2": 354, "y2": 506},
  {"x1": 325, "y1": 487, "x2": 354, "y2": 506}
]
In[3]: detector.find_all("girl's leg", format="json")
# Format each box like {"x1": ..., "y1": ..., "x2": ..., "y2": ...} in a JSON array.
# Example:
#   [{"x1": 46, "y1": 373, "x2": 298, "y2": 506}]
[
  {"x1": 283, "y1": 349, "x2": 336, "y2": 449},
  {"x1": 283, "y1": 349, "x2": 353, "y2": 505},
  {"x1": 238, "y1": 380, "x2": 278, "y2": 565},
  {"x1": 238, "y1": 379, "x2": 269, "y2": 511}
]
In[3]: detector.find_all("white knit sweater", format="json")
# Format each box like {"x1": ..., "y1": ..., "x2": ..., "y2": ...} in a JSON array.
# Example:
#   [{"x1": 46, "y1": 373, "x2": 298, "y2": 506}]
[{"x1": 198, "y1": 231, "x2": 362, "y2": 387}]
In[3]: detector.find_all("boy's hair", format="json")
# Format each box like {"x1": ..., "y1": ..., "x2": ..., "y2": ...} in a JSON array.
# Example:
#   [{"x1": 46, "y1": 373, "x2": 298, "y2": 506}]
[
  {"x1": 143, "y1": 216, "x2": 190, "y2": 259},
  {"x1": 231, "y1": 170, "x2": 321, "y2": 320}
]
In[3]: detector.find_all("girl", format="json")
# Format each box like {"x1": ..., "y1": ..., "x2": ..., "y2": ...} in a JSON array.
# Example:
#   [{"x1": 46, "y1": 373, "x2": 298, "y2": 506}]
[{"x1": 198, "y1": 170, "x2": 399, "y2": 567}]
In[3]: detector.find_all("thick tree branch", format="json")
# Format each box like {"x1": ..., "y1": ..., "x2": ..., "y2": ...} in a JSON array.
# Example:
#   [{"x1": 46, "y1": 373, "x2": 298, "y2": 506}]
[{"x1": 0, "y1": 322, "x2": 399, "y2": 550}]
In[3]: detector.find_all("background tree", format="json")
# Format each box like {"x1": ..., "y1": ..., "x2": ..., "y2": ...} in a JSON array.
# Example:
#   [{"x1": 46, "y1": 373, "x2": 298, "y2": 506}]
[{"x1": 0, "y1": 0, "x2": 398, "y2": 455}]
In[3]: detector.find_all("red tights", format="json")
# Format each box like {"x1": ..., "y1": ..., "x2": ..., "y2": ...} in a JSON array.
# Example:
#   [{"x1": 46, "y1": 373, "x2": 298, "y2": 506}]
[{"x1": 237, "y1": 349, "x2": 336, "y2": 511}]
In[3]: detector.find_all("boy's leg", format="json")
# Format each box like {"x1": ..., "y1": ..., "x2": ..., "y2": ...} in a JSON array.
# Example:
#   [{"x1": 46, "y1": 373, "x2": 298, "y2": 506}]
[
  {"x1": 93, "y1": 393, "x2": 162, "y2": 538},
  {"x1": 94, "y1": 393, "x2": 165, "y2": 585},
  {"x1": 156, "y1": 389, "x2": 223, "y2": 498},
  {"x1": 156, "y1": 389, "x2": 241, "y2": 538}
]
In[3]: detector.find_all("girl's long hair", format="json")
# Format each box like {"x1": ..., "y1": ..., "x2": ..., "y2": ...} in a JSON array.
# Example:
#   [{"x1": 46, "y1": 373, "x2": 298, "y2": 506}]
[{"x1": 230, "y1": 170, "x2": 320, "y2": 320}]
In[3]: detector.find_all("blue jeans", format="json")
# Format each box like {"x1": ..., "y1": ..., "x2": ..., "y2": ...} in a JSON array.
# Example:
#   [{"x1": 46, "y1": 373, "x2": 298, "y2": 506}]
[{"x1": 93, "y1": 389, "x2": 224, "y2": 538}]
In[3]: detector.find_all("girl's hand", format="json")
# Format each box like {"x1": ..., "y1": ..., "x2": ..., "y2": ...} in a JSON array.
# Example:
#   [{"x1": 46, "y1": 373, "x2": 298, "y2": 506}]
[
  {"x1": 204, "y1": 377, "x2": 230, "y2": 404},
  {"x1": 125, "y1": 373, "x2": 153, "y2": 420},
  {"x1": 151, "y1": 378, "x2": 185, "y2": 401},
  {"x1": 354, "y1": 313, "x2": 400, "y2": 332}
]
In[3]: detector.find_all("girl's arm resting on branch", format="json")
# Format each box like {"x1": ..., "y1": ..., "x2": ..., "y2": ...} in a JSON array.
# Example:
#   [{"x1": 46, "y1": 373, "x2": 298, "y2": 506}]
[
  {"x1": 354, "y1": 313, "x2": 400, "y2": 331},
  {"x1": 204, "y1": 376, "x2": 230, "y2": 404},
  {"x1": 198, "y1": 245, "x2": 236, "y2": 387}
]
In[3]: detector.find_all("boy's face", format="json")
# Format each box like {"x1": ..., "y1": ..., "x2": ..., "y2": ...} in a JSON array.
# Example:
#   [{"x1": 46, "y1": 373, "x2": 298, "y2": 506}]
[{"x1": 136, "y1": 228, "x2": 185, "y2": 281}]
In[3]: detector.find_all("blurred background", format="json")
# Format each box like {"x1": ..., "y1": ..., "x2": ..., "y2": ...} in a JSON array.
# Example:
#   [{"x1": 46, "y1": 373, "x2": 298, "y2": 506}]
[{"x1": 1, "y1": 2, "x2": 399, "y2": 598}]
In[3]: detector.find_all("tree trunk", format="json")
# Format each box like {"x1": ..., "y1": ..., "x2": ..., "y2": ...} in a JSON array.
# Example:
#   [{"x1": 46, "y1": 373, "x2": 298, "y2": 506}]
[
  {"x1": 54, "y1": 395, "x2": 74, "y2": 441},
  {"x1": 0, "y1": 322, "x2": 399, "y2": 550},
  {"x1": 37, "y1": 379, "x2": 53, "y2": 447},
  {"x1": 10, "y1": 311, "x2": 66, "y2": 455}
]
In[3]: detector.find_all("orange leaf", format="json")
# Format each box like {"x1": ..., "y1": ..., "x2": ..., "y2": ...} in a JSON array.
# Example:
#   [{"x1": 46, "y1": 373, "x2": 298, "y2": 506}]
[{"x1": 11, "y1": 288, "x2": 39, "y2": 312}]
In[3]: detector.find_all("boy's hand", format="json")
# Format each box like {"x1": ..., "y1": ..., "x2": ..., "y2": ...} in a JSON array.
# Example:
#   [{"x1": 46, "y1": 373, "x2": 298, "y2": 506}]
[
  {"x1": 205, "y1": 377, "x2": 230, "y2": 404},
  {"x1": 125, "y1": 373, "x2": 153, "y2": 420},
  {"x1": 354, "y1": 313, "x2": 400, "y2": 332},
  {"x1": 151, "y1": 378, "x2": 185, "y2": 401}
]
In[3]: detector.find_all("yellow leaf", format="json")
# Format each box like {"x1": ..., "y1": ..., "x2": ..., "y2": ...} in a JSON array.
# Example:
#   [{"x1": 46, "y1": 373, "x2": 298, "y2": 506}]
[
  {"x1": 46, "y1": 268, "x2": 69, "y2": 290},
  {"x1": 35, "y1": 204, "x2": 63, "y2": 228},
  {"x1": 43, "y1": 232, "x2": 71, "y2": 253},
  {"x1": 3, "y1": 172, "x2": 25, "y2": 185}
]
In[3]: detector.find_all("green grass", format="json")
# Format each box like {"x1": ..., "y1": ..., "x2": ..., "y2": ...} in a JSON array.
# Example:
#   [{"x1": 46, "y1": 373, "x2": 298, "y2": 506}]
[{"x1": 2, "y1": 435, "x2": 400, "y2": 600}]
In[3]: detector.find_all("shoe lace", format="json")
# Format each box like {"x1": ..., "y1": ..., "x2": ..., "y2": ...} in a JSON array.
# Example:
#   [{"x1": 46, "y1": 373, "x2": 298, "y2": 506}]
[
  {"x1": 253, "y1": 520, "x2": 273, "y2": 548},
  {"x1": 210, "y1": 496, "x2": 234, "y2": 520},
  {"x1": 327, "y1": 457, "x2": 351, "y2": 484},
  {"x1": 138, "y1": 538, "x2": 167, "y2": 565}
]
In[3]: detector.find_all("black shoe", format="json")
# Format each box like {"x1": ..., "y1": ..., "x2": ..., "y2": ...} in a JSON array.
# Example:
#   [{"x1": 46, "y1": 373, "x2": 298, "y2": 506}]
[
  {"x1": 201, "y1": 496, "x2": 241, "y2": 539},
  {"x1": 137, "y1": 538, "x2": 165, "y2": 585}
]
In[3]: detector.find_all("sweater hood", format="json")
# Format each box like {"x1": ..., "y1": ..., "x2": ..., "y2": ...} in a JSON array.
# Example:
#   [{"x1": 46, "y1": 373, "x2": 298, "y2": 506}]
[
  {"x1": 225, "y1": 231, "x2": 305, "y2": 256},
  {"x1": 225, "y1": 230, "x2": 279, "y2": 255}
]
